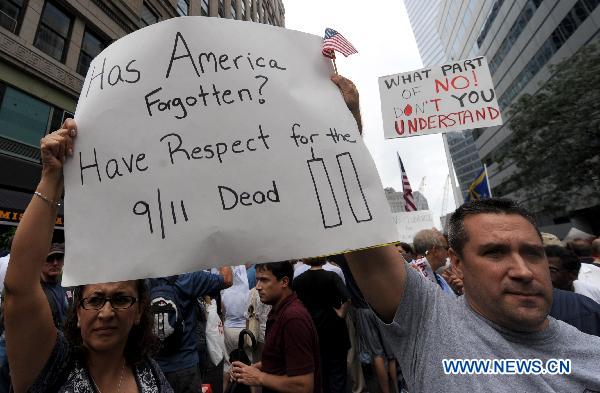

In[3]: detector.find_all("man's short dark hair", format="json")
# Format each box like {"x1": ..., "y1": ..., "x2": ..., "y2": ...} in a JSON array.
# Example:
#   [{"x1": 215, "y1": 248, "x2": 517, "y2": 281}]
[
  {"x1": 592, "y1": 239, "x2": 600, "y2": 256},
  {"x1": 545, "y1": 245, "x2": 580, "y2": 274},
  {"x1": 567, "y1": 240, "x2": 593, "y2": 257},
  {"x1": 304, "y1": 257, "x2": 326, "y2": 267},
  {"x1": 448, "y1": 198, "x2": 541, "y2": 257},
  {"x1": 256, "y1": 261, "x2": 294, "y2": 287},
  {"x1": 398, "y1": 242, "x2": 414, "y2": 254}
]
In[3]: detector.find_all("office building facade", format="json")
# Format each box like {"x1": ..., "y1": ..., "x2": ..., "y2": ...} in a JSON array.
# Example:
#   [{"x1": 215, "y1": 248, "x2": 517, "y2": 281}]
[
  {"x1": 385, "y1": 187, "x2": 429, "y2": 213},
  {"x1": 403, "y1": 0, "x2": 447, "y2": 66},
  {"x1": 473, "y1": 0, "x2": 599, "y2": 235},
  {"x1": 403, "y1": 0, "x2": 490, "y2": 198}
]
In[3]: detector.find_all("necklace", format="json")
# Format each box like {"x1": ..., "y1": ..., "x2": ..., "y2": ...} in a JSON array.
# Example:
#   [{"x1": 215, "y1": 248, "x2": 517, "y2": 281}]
[{"x1": 90, "y1": 359, "x2": 126, "y2": 393}]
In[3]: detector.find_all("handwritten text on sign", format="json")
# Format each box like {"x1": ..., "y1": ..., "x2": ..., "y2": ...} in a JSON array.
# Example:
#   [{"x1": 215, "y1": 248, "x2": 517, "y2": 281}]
[
  {"x1": 63, "y1": 17, "x2": 397, "y2": 286},
  {"x1": 378, "y1": 57, "x2": 503, "y2": 139},
  {"x1": 391, "y1": 210, "x2": 435, "y2": 243}
]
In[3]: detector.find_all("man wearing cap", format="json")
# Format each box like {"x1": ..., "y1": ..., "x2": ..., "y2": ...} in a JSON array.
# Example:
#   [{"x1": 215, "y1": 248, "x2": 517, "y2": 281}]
[
  {"x1": 41, "y1": 243, "x2": 69, "y2": 328},
  {"x1": 0, "y1": 243, "x2": 69, "y2": 392}
]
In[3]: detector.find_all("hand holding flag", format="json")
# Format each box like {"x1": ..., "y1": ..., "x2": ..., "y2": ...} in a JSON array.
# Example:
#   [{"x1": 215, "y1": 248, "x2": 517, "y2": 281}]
[
  {"x1": 322, "y1": 28, "x2": 358, "y2": 58},
  {"x1": 322, "y1": 28, "x2": 358, "y2": 73}
]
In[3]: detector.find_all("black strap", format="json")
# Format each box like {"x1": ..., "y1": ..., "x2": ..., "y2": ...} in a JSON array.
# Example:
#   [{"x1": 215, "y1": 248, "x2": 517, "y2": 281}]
[
  {"x1": 152, "y1": 275, "x2": 179, "y2": 287},
  {"x1": 238, "y1": 328, "x2": 257, "y2": 350},
  {"x1": 0, "y1": 302, "x2": 4, "y2": 336},
  {"x1": 166, "y1": 275, "x2": 179, "y2": 285}
]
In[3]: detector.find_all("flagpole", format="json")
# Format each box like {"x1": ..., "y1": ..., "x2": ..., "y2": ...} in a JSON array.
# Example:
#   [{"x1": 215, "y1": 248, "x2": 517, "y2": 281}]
[
  {"x1": 442, "y1": 133, "x2": 463, "y2": 208},
  {"x1": 484, "y1": 163, "x2": 493, "y2": 197},
  {"x1": 332, "y1": 58, "x2": 338, "y2": 74}
]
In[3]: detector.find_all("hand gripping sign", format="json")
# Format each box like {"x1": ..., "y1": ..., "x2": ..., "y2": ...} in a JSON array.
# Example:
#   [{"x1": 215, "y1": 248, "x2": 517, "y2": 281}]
[
  {"x1": 379, "y1": 57, "x2": 503, "y2": 139},
  {"x1": 62, "y1": 17, "x2": 397, "y2": 285}
]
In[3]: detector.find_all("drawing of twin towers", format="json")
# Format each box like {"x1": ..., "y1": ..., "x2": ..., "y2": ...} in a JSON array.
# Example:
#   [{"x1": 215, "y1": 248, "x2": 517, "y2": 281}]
[{"x1": 307, "y1": 148, "x2": 373, "y2": 229}]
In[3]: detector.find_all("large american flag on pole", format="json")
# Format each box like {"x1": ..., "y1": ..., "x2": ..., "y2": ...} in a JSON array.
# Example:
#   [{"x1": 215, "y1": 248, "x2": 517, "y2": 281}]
[
  {"x1": 398, "y1": 153, "x2": 417, "y2": 212},
  {"x1": 322, "y1": 28, "x2": 358, "y2": 59}
]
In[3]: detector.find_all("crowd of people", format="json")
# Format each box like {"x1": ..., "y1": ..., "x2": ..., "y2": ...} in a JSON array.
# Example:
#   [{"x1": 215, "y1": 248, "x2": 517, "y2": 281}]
[{"x1": 0, "y1": 75, "x2": 599, "y2": 393}]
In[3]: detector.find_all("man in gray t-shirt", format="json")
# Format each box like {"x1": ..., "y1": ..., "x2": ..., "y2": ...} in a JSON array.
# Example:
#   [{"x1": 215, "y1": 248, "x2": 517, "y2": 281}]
[
  {"x1": 387, "y1": 264, "x2": 600, "y2": 391},
  {"x1": 344, "y1": 198, "x2": 600, "y2": 392}
]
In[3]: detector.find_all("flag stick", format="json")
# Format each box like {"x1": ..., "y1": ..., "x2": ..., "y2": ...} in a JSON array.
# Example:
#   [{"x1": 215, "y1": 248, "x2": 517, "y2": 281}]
[
  {"x1": 484, "y1": 163, "x2": 493, "y2": 197},
  {"x1": 332, "y1": 58, "x2": 338, "y2": 74}
]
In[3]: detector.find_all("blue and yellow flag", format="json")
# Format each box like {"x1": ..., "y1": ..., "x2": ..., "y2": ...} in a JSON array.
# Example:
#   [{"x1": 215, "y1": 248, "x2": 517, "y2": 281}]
[{"x1": 465, "y1": 167, "x2": 492, "y2": 202}]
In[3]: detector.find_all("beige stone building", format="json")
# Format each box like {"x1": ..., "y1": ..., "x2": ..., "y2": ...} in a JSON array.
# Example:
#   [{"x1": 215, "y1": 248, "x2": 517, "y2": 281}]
[
  {"x1": 0, "y1": 0, "x2": 284, "y2": 235},
  {"x1": 384, "y1": 187, "x2": 429, "y2": 213}
]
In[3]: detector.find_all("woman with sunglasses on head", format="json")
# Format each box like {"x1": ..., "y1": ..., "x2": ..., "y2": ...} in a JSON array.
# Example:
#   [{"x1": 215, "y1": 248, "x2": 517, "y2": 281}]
[{"x1": 3, "y1": 119, "x2": 173, "y2": 393}]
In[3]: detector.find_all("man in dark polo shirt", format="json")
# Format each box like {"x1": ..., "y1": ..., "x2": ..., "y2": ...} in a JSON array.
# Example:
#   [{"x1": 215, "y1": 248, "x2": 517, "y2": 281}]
[{"x1": 231, "y1": 261, "x2": 321, "y2": 393}]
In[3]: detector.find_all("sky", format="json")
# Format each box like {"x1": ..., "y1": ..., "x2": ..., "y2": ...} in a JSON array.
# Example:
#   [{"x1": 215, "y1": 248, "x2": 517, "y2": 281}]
[{"x1": 284, "y1": 0, "x2": 457, "y2": 227}]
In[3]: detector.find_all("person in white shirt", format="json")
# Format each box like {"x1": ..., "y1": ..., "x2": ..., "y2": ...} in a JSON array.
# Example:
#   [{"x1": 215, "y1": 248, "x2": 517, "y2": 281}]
[
  {"x1": 293, "y1": 260, "x2": 345, "y2": 284},
  {"x1": 0, "y1": 254, "x2": 9, "y2": 297},
  {"x1": 573, "y1": 280, "x2": 600, "y2": 304},
  {"x1": 221, "y1": 265, "x2": 250, "y2": 355},
  {"x1": 0, "y1": 235, "x2": 13, "y2": 297},
  {"x1": 578, "y1": 262, "x2": 600, "y2": 289}
]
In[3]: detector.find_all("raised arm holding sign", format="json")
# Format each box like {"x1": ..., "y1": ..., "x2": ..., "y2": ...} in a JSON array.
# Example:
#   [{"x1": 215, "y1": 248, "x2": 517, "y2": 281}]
[{"x1": 4, "y1": 120, "x2": 174, "y2": 392}]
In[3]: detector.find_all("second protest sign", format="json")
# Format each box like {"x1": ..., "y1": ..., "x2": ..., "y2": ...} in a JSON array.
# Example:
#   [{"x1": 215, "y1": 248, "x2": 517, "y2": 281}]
[{"x1": 379, "y1": 57, "x2": 503, "y2": 139}]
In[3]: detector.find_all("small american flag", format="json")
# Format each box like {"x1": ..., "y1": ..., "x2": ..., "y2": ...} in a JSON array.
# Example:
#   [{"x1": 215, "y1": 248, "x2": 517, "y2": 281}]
[
  {"x1": 398, "y1": 153, "x2": 417, "y2": 212},
  {"x1": 322, "y1": 28, "x2": 358, "y2": 59}
]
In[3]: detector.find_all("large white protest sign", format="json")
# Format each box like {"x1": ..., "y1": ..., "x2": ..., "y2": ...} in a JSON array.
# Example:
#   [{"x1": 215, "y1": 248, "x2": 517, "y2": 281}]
[
  {"x1": 391, "y1": 210, "x2": 435, "y2": 243},
  {"x1": 62, "y1": 17, "x2": 397, "y2": 285},
  {"x1": 379, "y1": 57, "x2": 503, "y2": 139}
]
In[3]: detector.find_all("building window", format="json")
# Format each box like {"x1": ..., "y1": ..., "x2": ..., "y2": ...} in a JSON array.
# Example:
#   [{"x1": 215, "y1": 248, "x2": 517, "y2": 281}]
[
  {"x1": 231, "y1": 0, "x2": 237, "y2": 19},
  {"x1": 257, "y1": 1, "x2": 262, "y2": 22},
  {"x1": 489, "y1": 0, "x2": 541, "y2": 75},
  {"x1": 262, "y1": 2, "x2": 268, "y2": 23},
  {"x1": 252, "y1": 0, "x2": 259, "y2": 21},
  {"x1": 201, "y1": 0, "x2": 209, "y2": 16},
  {"x1": 218, "y1": 0, "x2": 225, "y2": 17},
  {"x1": 77, "y1": 29, "x2": 107, "y2": 76},
  {"x1": 583, "y1": 0, "x2": 600, "y2": 12},
  {"x1": 266, "y1": 3, "x2": 275, "y2": 25},
  {"x1": 498, "y1": 0, "x2": 596, "y2": 109},
  {"x1": 477, "y1": 0, "x2": 505, "y2": 47},
  {"x1": 33, "y1": 1, "x2": 73, "y2": 62},
  {"x1": 176, "y1": 0, "x2": 189, "y2": 16},
  {"x1": 140, "y1": 3, "x2": 158, "y2": 26},
  {"x1": 48, "y1": 106, "x2": 73, "y2": 133},
  {"x1": 0, "y1": 0, "x2": 26, "y2": 33},
  {"x1": 0, "y1": 84, "x2": 51, "y2": 148},
  {"x1": 469, "y1": 44, "x2": 479, "y2": 58}
]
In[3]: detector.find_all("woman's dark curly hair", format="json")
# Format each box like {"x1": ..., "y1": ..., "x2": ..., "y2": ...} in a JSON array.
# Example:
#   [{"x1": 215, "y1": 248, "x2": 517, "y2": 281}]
[{"x1": 63, "y1": 279, "x2": 159, "y2": 365}]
